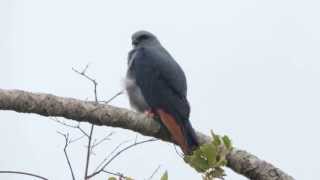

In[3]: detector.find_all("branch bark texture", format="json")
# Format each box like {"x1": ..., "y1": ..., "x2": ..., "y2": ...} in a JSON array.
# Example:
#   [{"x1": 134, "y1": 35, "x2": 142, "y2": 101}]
[{"x1": 0, "y1": 89, "x2": 294, "y2": 180}]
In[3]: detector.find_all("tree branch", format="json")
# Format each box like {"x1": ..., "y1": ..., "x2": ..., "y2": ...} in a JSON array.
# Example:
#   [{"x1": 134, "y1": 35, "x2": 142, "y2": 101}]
[
  {"x1": 57, "y1": 132, "x2": 76, "y2": 180},
  {"x1": 0, "y1": 89, "x2": 295, "y2": 180},
  {"x1": 73, "y1": 65, "x2": 99, "y2": 179},
  {"x1": 0, "y1": 170, "x2": 48, "y2": 180},
  {"x1": 87, "y1": 138, "x2": 157, "y2": 179}
]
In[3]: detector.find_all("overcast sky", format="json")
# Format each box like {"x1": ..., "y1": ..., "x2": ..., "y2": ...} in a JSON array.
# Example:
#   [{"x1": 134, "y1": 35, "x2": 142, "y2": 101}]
[{"x1": 1, "y1": 0, "x2": 320, "y2": 179}]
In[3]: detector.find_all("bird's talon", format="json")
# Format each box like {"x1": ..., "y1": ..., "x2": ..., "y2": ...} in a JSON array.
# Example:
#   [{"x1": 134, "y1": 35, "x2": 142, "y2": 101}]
[{"x1": 144, "y1": 110, "x2": 155, "y2": 118}]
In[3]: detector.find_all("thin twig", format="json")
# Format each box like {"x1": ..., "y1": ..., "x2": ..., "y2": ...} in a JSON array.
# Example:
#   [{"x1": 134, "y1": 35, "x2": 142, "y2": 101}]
[
  {"x1": 81, "y1": 63, "x2": 91, "y2": 74},
  {"x1": 173, "y1": 144, "x2": 183, "y2": 158},
  {"x1": 91, "y1": 132, "x2": 114, "y2": 149},
  {"x1": 52, "y1": 118, "x2": 78, "y2": 128},
  {"x1": 102, "y1": 170, "x2": 129, "y2": 179},
  {"x1": 99, "y1": 90, "x2": 124, "y2": 104},
  {"x1": 0, "y1": 171, "x2": 48, "y2": 180},
  {"x1": 72, "y1": 66, "x2": 98, "y2": 102},
  {"x1": 56, "y1": 64, "x2": 122, "y2": 179},
  {"x1": 84, "y1": 124, "x2": 94, "y2": 179},
  {"x1": 94, "y1": 140, "x2": 131, "y2": 172},
  {"x1": 53, "y1": 119, "x2": 90, "y2": 138},
  {"x1": 69, "y1": 135, "x2": 86, "y2": 143},
  {"x1": 87, "y1": 138, "x2": 158, "y2": 179},
  {"x1": 147, "y1": 165, "x2": 161, "y2": 180},
  {"x1": 57, "y1": 132, "x2": 76, "y2": 180},
  {"x1": 102, "y1": 138, "x2": 157, "y2": 170},
  {"x1": 73, "y1": 65, "x2": 128, "y2": 179},
  {"x1": 89, "y1": 90, "x2": 125, "y2": 171},
  {"x1": 77, "y1": 126, "x2": 90, "y2": 138},
  {"x1": 73, "y1": 65, "x2": 99, "y2": 179}
]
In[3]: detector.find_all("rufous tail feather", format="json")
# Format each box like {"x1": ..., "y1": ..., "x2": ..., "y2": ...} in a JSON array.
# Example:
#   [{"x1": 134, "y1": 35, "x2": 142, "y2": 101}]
[{"x1": 156, "y1": 109, "x2": 189, "y2": 154}]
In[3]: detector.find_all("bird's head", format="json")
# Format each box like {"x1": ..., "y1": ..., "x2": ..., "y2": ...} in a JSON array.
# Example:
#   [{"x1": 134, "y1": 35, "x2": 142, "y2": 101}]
[{"x1": 131, "y1": 30, "x2": 159, "y2": 47}]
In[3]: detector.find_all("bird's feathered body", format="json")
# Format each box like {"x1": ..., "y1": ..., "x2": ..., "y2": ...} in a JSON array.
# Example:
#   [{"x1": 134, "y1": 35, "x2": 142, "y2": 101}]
[{"x1": 125, "y1": 31, "x2": 198, "y2": 154}]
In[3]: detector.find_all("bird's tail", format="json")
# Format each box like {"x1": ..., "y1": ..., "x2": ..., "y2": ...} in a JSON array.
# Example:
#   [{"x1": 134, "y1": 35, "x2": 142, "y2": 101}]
[
  {"x1": 156, "y1": 109, "x2": 199, "y2": 155},
  {"x1": 182, "y1": 120, "x2": 199, "y2": 154}
]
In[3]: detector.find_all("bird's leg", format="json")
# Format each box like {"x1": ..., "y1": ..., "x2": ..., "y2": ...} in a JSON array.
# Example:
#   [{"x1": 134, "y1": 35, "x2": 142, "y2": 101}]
[{"x1": 144, "y1": 109, "x2": 155, "y2": 118}]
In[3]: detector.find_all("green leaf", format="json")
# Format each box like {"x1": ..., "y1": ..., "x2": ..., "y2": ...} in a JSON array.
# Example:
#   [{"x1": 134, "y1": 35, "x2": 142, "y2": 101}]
[
  {"x1": 200, "y1": 143, "x2": 217, "y2": 166},
  {"x1": 212, "y1": 135, "x2": 221, "y2": 146},
  {"x1": 108, "y1": 177, "x2": 117, "y2": 180},
  {"x1": 192, "y1": 148, "x2": 211, "y2": 172},
  {"x1": 222, "y1": 135, "x2": 232, "y2": 149},
  {"x1": 160, "y1": 171, "x2": 168, "y2": 180}
]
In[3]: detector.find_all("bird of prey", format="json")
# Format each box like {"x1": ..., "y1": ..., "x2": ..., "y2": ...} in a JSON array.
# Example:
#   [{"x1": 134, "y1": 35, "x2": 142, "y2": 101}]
[{"x1": 125, "y1": 30, "x2": 199, "y2": 155}]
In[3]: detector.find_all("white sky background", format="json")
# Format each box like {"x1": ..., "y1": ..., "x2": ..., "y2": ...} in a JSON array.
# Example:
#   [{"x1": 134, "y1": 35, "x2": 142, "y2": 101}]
[{"x1": 1, "y1": 0, "x2": 320, "y2": 179}]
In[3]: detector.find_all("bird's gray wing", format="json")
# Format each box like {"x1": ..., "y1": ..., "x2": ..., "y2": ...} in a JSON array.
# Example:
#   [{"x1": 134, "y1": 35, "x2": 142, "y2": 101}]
[{"x1": 130, "y1": 47, "x2": 190, "y2": 121}]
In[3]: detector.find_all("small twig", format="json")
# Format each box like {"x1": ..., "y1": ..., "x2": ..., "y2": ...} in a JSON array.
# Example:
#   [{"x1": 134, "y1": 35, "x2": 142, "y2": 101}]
[
  {"x1": 73, "y1": 65, "x2": 100, "y2": 179},
  {"x1": 91, "y1": 132, "x2": 114, "y2": 149},
  {"x1": 94, "y1": 140, "x2": 131, "y2": 172},
  {"x1": 73, "y1": 64, "x2": 125, "y2": 179},
  {"x1": 84, "y1": 124, "x2": 94, "y2": 179},
  {"x1": 87, "y1": 138, "x2": 158, "y2": 179},
  {"x1": 52, "y1": 117, "x2": 78, "y2": 128},
  {"x1": 102, "y1": 138, "x2": 157, "y2": 169},
  {"x1": 77, "y1": 126, "x2": 90, "y2": 138},
  {"x1": 173, "y1": 144, "x2": 183, "y2": 158},
  {"x1": 81, "y1": 63, "x2": 91, "y2": 74},
  {"x1": 0, "y1": 171, "x2": 48, "y2": 180},
  {"x1": 70, "y1": 135, "x2": 86, "y2": 143},
  {"x1": 99, "y1": 90, "x2": 124, "y2": 104},
  {"x1": 72, "y1": 66, "x2": 96, "y2": 86},
  {"x1": 147, "y1": 165, "x2": 161, "y2": 180},
  {"x1": 72, "y1": 66, "x2": 98, "y2": 102},
  {"x1": 102, "y1": 170, "x2": 129, "y2": 179},
  {"x1": 53, "y1": 119, "x2": 90, "y2": 138},
  {"x1": 57, "y1": 132, "x2": 76, "y2": 180}
]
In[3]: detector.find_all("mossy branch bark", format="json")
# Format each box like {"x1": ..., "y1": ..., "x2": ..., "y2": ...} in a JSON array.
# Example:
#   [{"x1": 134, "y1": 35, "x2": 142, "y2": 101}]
[{"x1": 0, "y1": 89, "x2": 294, "y2": 180}]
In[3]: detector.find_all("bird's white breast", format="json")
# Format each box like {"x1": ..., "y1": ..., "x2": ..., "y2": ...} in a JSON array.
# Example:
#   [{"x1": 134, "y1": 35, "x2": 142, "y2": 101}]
[{"x1": 124, "y1": 76, "x2": 149, "y2": 112}]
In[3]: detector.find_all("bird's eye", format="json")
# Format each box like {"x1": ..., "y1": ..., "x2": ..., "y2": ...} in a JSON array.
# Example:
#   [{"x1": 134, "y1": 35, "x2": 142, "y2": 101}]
[{"x1": 139, "y1": 35, "x2": 149, "y2": 40}]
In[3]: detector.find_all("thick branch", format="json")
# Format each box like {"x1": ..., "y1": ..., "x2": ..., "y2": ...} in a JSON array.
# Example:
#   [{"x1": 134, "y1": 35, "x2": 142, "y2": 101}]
[{"x1": 0, "y1": 89, "x2": 294, "y2": 180}]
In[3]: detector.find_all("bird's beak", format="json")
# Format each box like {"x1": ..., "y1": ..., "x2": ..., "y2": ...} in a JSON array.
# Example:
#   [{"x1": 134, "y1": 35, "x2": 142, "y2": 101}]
[{"x1": 132, "y1": 39, "x2": 138, "y2": 46}]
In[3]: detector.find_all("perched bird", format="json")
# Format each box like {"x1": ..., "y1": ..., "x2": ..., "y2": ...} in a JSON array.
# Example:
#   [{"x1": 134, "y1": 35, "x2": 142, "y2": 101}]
[{"x1": 125, "y1": 30, "x2": 199, "y2": 155}]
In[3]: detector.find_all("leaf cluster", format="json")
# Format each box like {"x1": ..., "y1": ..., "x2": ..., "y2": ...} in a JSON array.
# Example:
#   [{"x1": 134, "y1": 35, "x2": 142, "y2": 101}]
[{"x1": 184, "y1": 132, "x2": 233, "y2": 180}]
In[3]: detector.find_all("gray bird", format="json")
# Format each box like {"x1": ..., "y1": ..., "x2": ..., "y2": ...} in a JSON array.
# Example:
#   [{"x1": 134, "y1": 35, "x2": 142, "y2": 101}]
[{"x1": 125, "y1": 30, "x2": 199, "y2": 154}]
